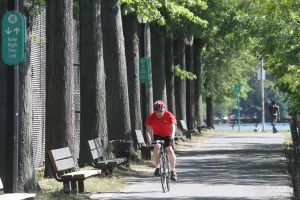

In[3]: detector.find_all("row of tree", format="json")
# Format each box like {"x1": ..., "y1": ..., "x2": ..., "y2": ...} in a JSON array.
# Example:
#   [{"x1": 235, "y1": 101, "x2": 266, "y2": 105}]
[{"x1": 0, "y1": 0, "x2": 298, "y2": 193}]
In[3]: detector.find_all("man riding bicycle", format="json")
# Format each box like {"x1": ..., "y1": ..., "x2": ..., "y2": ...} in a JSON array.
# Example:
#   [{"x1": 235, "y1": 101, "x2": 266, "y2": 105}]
[{"x1": 146, "y1": 100, "x2": 177, "y2": 181}]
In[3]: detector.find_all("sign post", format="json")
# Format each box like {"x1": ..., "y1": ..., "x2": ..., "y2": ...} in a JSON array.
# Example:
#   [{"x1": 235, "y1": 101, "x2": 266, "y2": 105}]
[
  {"x1": 234, "y1": 83, "x2": 241, "y2": 132},
  {"x1": 2, "y1": 11, "x2": 26, "y2": 66},
  {"x1": 2, "y1": 10, "x2": 26, "y2": 192},
  {"x1": 139, "y1": 57, "x2": 150, "y2": 83},
  {"x1": 258, "y1": 58, "x2": 265, "y2": 131}
]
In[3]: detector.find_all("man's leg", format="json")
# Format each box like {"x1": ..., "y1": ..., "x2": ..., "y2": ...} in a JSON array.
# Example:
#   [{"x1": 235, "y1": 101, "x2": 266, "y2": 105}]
[
  {"x1": 273, "y1": 118, "x2": 278, "y2": 133},
  {"x1": 167, "y1": 146, "x2": 176, "y2": 170},
  {"x1": 271, "y1": 117, "x2": 276, "y2": 132},
  {"x1": 167, "y1": 146, "x2": 177, "y2": 181},
  {"x1": 153, "y1": 144, "x2": 160, "y2": 176}
]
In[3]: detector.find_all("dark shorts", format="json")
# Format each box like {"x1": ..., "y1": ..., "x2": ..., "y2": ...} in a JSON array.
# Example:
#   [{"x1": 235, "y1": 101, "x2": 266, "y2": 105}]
[{"x1": 153, "y1": 135, "x2": 175, "y2": 150}]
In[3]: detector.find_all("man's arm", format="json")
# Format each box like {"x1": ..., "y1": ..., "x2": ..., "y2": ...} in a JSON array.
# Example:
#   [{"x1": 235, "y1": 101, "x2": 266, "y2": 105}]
[
  {"x1": 171, "y1": 124, "x2": 176, "y2": 138},
  {"x1": 146, "y1": 125, "x2": 153, "y2": 145}
]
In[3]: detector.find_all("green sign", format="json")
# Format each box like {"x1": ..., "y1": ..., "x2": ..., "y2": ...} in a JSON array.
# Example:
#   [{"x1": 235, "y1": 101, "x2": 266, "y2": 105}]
[
  {"x1": 234, "y1": 83, "x2": 241, "y2": 93},
  {"x1": 2, "y1": 11, "x2": 26, "y2": 66},
  {"x1": 139, "y1": 57, "x2": 150, "y2": 83}
]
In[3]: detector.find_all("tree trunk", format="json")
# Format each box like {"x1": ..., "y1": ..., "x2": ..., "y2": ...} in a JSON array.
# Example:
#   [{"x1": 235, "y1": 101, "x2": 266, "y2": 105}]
[
  {"x1": 78, "y1": 0, "x2": 108, "y2": 166},
  {"x1": 123, "y1": 14, "x2": 142, "y2": 136},
  {"x1": 206, "y1": 96, "x2": 214, "y2": 129},
  {"x1": 185, "y1": 38, "x2": 194, "y2": 130},
  {"x1": 140, "y1": 23, "x2": 153, "y2": 132},
  {"x1": 144, "y1": 23, "x2": 153, "y2": 114},
  {"x1": 45, "y1": 0, "x2": 75, "y2": 176},
  {"x1": 194, "y1": 38, "x2": 205, "y2": 128},
  {"x1": 102, "y1": 0, "x2": 131, "y2": 140},
  {"x1": 174, "y1": 38, "x2": 186, "y2": 121},
  {"x1": 165, "y1": 35, "x2": 175, "y2": 115},
  {"x1": 151, "y1": 24, "x2": 167, "y2": 103},
  {"x1": 15, "y1": 2, "x2": 39, "y2": 192},
  {"x1": 0, "y1": 0, "x2": 9, "y2": 189}
]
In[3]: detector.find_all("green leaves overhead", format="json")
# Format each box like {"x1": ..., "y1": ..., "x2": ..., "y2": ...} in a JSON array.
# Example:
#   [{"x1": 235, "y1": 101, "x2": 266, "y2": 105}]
[
  {"x1": 120, "y1": 0, "x2": 208, "y2": 34},
  {"x1": 174, "y1": 65, "x2": 197, "y2": 80},
  {"x1": 120, "y1": 0, "x2": 164, "y2": 25}
]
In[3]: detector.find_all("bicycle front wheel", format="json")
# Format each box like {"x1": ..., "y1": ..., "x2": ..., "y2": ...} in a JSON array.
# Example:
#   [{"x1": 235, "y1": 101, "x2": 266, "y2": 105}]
[
  {"x1": 160, "y1": 153, "x2": 170, "y2": 192},
  {"x1": 165, "y1": 155, "x2": 170, "y2": 191}
]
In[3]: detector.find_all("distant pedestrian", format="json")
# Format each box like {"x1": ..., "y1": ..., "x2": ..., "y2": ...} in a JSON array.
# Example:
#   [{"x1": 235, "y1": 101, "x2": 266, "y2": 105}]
[
  {"x1": 269, "y1": 101, "x2": 280, "y2": 133},
  {"x1": 254, "y1": 121, "x2": 260, "y2": 132}
]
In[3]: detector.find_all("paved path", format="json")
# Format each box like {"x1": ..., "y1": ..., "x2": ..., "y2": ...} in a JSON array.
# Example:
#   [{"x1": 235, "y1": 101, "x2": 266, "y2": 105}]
[{"x1": 88, "y1": 133, "x2": 292, "y2": 200}]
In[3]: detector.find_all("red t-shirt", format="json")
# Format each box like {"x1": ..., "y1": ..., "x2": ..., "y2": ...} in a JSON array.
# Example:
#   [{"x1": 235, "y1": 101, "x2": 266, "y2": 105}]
[{"x1": 145, "y1": 111, "x2": 176, "y2": 137}]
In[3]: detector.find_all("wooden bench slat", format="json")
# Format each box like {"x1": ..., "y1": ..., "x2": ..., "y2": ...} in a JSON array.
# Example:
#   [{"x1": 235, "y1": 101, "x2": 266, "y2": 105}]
[
  {"x1": 90, "y1": 148, "x2": 104, "y2": 160},
  {"x1": 179, "y1": 120, "x2": 188, "y2": 131},
  {"x1": 0, "y1": 178, "x2": 36, "y2": 200},
  {"x1": 61, "y1": 170, "x2": 101, "y2": 180},
  {"x1": 94, "y1": 138, "x2": 102, "y2": 148},
  {"x1": 0, "y1": 193, "x2": 36, "y2": 200},
  {"x1": 135, "y1": 130, "x2": 145, "y2": 145},
  {"x1": 50, "y1": 147, "x2": 72, "y2": 160},
  {"x1": 0, "y1": 179, "x2": 3, "y2": 190},
  {"x1": 88, "y1": 140, "x2": 96, "y2": 150},
  {"x1": 54, "y1": 158, "x2": 76, "y2": 172}
]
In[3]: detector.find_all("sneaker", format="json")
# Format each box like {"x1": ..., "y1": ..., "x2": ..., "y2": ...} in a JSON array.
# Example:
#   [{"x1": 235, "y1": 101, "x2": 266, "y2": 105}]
[
  {"x1": 154, "y1": 168, "x2": 160, "y2": 176},
  {"x1": 170, "y1": 171, "x2": 177, "y2": 181}
]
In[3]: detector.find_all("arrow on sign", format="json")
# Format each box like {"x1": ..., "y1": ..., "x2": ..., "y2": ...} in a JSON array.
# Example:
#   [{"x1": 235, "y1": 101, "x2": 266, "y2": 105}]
[
  {"x1": 13, "y1": 27, "x2": 20, "y2": 35},
  {"x1": 5, "y1": 27, "x2": 12, "y2": 35}
]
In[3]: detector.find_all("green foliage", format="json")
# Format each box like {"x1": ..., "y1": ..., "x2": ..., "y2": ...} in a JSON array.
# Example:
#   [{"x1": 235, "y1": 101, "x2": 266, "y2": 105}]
[
  {"x1": 240, "y1": 0, "x2": 300, "y2": 114},
  {"x1": 174, "y1": 65, "x2": 197, "y2": 80},
  {"x1": 120, "y1": 0, "x2": 164, "y2": 25},
  {"x1": 24, "y1": 0, "x2": 45, "y2": 18},
  {"x1": 120, "y1": 0, "x2": 208, "y2": 35},
  {"x1": 163, "y1": 0, "x2": 208, "y2": 35}
]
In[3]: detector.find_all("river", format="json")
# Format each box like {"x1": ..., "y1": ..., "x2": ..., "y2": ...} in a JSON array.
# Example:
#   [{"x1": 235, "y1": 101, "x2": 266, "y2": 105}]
[{"x1": 214, "y1": 122, "x2": 290, "y2": 131}]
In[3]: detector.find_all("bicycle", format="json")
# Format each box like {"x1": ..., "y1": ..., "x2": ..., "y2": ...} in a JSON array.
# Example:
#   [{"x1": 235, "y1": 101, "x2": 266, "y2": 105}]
[{"x1": 152, "y1": 140, "x2": 170, "y2": 193}]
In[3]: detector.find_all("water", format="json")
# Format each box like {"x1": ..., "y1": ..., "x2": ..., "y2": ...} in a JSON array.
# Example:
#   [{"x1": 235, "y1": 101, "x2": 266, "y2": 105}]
[{"x1": 214, "y1": 123, "x2": 290, "y2": 131}]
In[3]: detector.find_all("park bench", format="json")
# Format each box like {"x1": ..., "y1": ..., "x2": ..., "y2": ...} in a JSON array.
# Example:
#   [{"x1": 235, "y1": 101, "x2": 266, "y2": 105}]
[
  {"x1": 0, "y1": 178, "x2": 36, "y2": 200},
  {"x1": 88, "y1": 137, "x2": 127, "y2": 176},
  {"x1": 178, "y1": 120, "x2": 193, "y2": 139},
  {"x1": 48, "y1": 147, "x2": 101, "y2": 194},
  {"x1": 134, "y1": 129, "x2": 151, "y2": 160}
]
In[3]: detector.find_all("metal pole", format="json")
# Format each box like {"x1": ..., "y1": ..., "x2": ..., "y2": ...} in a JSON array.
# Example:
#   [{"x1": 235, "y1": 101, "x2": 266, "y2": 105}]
[
  {"x1": 261, "y1": 58, "x2": 265, "y2": 131},
  {"x1": 144, "y1": 23, "x2": 149, "y2": 115},
  {"x1": 13, "y1": 0, "x2": 19, "y2": 192},
  {"x1": 237, "y1": 92, "x2": 240, "y2": 132}
]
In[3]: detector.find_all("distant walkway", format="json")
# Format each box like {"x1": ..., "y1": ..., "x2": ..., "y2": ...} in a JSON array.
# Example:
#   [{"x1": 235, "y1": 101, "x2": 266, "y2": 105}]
[{"x1": 89, "y1": 133, "x2": 293, "y2": 200}]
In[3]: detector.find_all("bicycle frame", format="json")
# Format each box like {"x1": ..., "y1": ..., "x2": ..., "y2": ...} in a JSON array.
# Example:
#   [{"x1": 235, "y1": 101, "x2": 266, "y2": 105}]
[{"x1": 152, "y1": 140, "x2": 170, "y2": 193}]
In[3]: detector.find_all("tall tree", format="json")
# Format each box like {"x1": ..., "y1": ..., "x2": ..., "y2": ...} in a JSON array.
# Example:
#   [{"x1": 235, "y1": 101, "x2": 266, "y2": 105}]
[
  {"x1": 123, "y1": 14, "x2": 143, "y2": 135},
  {"x1": 193, "y1": 38, "x2": 205, "y2": 128},
  {"x1": 151, "y1": 24, "x2": 167, "y2": 103},
  {"x1": 17, "y1": 0, "x2": 40, "y2": 192},
  {"x1": 45, "y1": 0, "x2": 75, "y2": 176},
  {"x1": 165, "y1": 34, "x2": 176, "y2": 115},
  {"x1": 174, "y1": 38, "x2": 186, "y2": 121},
  {"x1": 102, "y1": 0, "x2": 131, "y2": 140},
  {"x1": 78, "y1": 0, "x2": 108, "y2": 166},
  {"x1": 185, "y1": 38, "x2": 194, "y2": 130}
]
